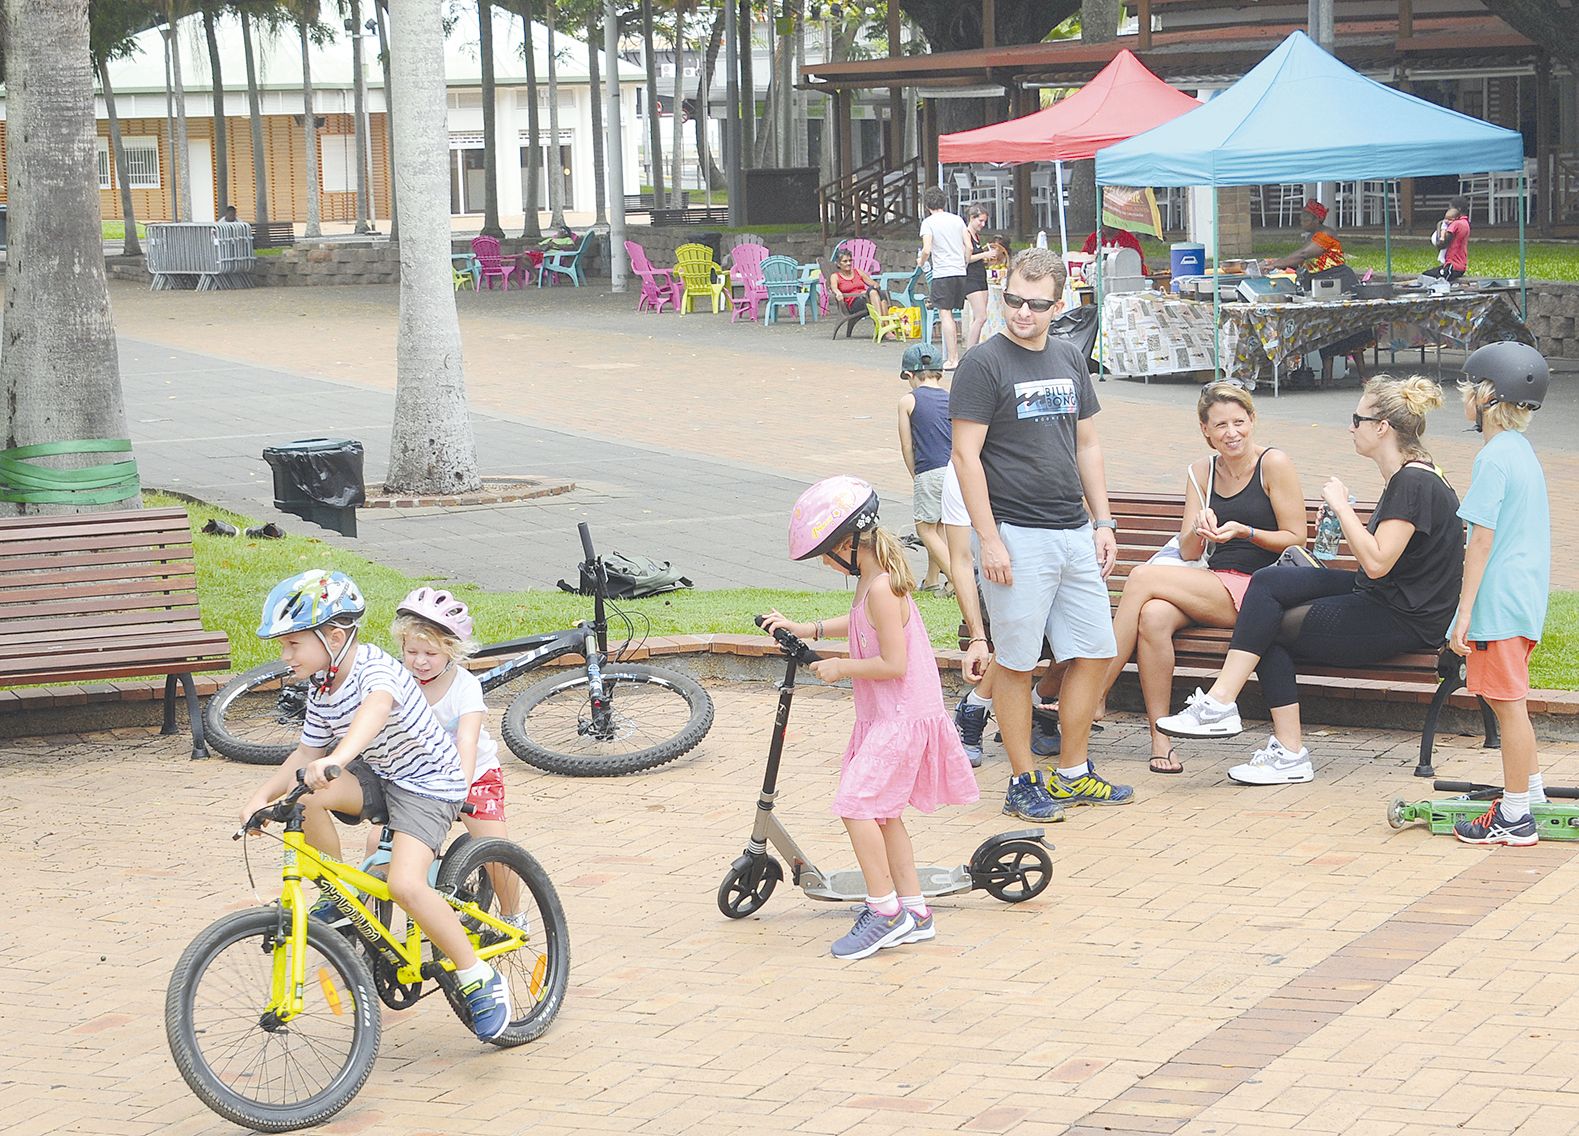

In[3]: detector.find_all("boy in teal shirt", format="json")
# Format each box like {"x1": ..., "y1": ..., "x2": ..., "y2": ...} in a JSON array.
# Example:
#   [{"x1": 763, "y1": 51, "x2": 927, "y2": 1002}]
[{"x1": 1449, "y1": 343, "x2": 1551, "y2": 846}]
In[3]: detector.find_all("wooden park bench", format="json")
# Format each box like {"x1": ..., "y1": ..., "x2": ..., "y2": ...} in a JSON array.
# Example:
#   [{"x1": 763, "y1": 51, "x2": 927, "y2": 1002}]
[
  {"x1": 0, "y1": 507, "x2": 231, "y2": 757},
  {"x1": 253, "y1": 220, "x2": 295, "y2": 249}
]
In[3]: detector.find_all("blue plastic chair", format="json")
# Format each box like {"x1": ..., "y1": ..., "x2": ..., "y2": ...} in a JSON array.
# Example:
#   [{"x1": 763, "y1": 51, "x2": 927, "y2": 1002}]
[
  {"x1": 884, "y1": 265, "x2": 926, "y2": 311},
  {"x1": 760, "y1": 256, "x2": 810, "y2": 326},
  {"x1": 922, "y1": 266, "x2": 965, "y2": 348},
  {"x1": 538, "y1": 232, "x2": 590, "y2": 287}
]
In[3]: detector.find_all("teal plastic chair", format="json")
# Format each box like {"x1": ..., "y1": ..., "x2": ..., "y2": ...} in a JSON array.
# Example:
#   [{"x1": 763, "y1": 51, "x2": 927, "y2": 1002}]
[
  {"x1": 760, "y1": 256, "x2": 810, "y2": 326},
  {"x1": 539, "y1": 232, "x2": 591, "y2": 287},
  {"x1": 922, "y1": 266, "x2": 964, "y2": 348}
]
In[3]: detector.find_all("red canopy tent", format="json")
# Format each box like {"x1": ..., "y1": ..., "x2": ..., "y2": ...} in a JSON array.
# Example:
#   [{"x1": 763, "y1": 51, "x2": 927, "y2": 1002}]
[{"x1": 938, "y1": 49, "x2": 1201, "y2": 164}]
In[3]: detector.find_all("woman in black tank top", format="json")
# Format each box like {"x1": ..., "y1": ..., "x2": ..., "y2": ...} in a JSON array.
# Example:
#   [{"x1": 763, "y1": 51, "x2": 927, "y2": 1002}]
[{"x1": 1095, "y1": 384, "x2": 1308, "y2": 772}]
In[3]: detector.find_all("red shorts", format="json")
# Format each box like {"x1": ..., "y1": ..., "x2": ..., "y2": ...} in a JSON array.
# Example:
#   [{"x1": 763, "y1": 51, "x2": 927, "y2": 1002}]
[
  {"x1": 466, "y1": 767, "x2": 507, "y2": 822},
  {"x1": 1465, "y1": 637, "x2": 1536, "y2": 702},
  {"x1": 1212, "y1": 569, "x2": 1253, "y2": 612}
]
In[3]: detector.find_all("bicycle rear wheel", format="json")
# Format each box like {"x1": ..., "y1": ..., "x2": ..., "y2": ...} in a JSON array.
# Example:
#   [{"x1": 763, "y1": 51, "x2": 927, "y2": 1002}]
[
  {"x1": 205, "y1": 663, "x2": 305, "y2": 765},
  {"x1": 433, "y1": 837, "x2": 570, "y2": 1047},
  {"x1": 165, "y1": 906, "x2": 381, "y2": 1132},
  {"x1": 500, "y1": 662, "x2": 713, "y2": 776}
]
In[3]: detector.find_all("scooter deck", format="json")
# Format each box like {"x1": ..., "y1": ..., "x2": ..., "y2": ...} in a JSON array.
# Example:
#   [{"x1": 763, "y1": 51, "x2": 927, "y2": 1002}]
[
  {"x1": 803, "y1": 865, "x2": 975, "y2": 903},
  {"x1": 1389, "y1": 797, "x2": 1579, "y2": 841}
]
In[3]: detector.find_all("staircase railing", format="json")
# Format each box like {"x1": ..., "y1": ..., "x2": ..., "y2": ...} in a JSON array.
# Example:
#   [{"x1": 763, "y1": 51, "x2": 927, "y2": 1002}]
[{"x1": 819, "y1": 156, "x2": 922, "y2": 240}]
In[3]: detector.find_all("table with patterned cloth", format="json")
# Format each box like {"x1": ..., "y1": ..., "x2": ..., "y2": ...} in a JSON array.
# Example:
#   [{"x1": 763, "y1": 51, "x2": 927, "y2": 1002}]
[
  {"x1": 1097, "y1": 291, "x2": 1223, "y2": 379},
  {"x1": 1220, "y1": 291, "x2": 1534, "y2": 393}
]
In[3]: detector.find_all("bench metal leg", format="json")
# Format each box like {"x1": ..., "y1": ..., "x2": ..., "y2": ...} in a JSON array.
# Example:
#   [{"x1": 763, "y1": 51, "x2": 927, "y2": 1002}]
[
  {"x1": 162, "y1": 672, "x2": 210, "y2": 759},
  {"x1": 1416, "y1": 673, "x2": 1463, "y2": 778},
  {"x1": 1478, "y1": 695, "x2": 1501, "y2": 750}
]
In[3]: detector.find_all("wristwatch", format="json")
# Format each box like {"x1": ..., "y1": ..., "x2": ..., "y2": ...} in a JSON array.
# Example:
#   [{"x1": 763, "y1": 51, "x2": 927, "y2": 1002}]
[{"x1": 1092, "y1": 519, "x2": 1117, "y2": 531}]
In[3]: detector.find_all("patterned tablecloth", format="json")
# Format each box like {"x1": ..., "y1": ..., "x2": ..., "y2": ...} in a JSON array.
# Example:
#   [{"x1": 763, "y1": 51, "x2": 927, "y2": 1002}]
[{"x1": 1098, "y1": 292, "x2": 1223, "y2": 378}]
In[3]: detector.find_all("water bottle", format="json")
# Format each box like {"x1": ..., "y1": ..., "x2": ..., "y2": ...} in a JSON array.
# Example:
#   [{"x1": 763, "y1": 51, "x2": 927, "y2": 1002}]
[{"x1": 1312, "y1": 495, "x2": 1355, "y2": 560}]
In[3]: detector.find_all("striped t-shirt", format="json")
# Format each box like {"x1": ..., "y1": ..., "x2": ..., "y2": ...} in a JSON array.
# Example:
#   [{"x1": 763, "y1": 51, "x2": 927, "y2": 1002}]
[{"x1": 300, "y1": 643, "x2": 468, "y2": 802}]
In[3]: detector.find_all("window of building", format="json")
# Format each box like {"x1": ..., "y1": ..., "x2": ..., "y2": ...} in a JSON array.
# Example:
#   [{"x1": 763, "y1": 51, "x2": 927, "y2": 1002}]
[
  {"x1": 97, "y1": 136, "x2": 161, "y2": 190},
  {"x1": 320, "y1": 135, "x2": 359, "y2": 193}
]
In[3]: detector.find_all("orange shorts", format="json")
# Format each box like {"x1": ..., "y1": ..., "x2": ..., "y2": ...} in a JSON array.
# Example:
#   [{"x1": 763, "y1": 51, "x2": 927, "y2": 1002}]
[
  {"x1": 1464, "y1": 637, "x2": 1536, "y2": 702},
  {"x1": 466, "y1": 767, "x2": 507, "y2": 822},
  {"x1": 1212, "y1": 569, "x2": 1253, "y2": 612}
]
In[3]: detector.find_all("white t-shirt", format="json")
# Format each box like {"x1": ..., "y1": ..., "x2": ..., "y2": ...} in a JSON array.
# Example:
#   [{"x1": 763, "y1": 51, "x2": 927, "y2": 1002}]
[
  {"x1": 920, "y1": 211, "x2": 969, "y2": 278},
  {"x1": 300, "y1": 643, "x2": 468, "y2": 802},
  {"x1": 428, "y1": 665, "x2": 501, "y2": 784},
  {"x1": 941, "y1": 461, "x2": 970, "y2": 527}
]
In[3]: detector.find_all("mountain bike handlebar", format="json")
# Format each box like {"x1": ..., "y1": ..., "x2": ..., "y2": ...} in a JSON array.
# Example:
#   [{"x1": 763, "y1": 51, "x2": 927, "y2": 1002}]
[
  {"x1": 235, "y1": 764, "x2": 342, "y2": 839},
  {"x1": 578, "y1": 521, "x2": 596, "y2": 563},
  {"x1": 755, "y1": 614, "x2": 824, "y2": 665}
]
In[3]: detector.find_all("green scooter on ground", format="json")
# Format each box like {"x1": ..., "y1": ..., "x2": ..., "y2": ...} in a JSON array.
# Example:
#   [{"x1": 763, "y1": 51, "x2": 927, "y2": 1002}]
[{"x1": 1388, "y1": 780, "x2": 1579, "y2": 841}]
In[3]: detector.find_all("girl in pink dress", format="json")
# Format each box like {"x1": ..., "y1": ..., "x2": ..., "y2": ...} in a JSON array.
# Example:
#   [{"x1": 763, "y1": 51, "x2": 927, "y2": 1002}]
[{"x1": 765, "y1": 475, "x2": 979, "y2": 960}]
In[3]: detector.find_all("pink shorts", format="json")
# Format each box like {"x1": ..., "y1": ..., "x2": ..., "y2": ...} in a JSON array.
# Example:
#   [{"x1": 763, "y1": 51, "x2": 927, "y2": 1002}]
[
  {"x1": 1465, "y1": 637, "x2": 1536, "y2": 702},
  {"x1": 1213, "y1": 569, "x2": 1253, "y2": 612},
  {"x1": 466, "y1": 767, "x2": 507, "y2": 822}
]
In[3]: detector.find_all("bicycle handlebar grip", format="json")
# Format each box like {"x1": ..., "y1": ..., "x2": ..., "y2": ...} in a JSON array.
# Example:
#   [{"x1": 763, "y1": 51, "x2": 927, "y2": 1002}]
[
  {"x1": 578, "y1": 522, "x2": 596, "y2": 562},
  {"x1": 1432, "y1": 780, "x2": 1498, "y2": 794},
  {"x1": 755, "y1": 614, "x2": 823, "y2": 663}
]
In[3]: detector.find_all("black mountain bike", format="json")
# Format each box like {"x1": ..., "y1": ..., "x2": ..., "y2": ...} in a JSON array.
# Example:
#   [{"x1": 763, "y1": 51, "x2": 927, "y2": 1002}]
[{"x1": 204, "y1": 524, "x2": 714, "y2": 776}]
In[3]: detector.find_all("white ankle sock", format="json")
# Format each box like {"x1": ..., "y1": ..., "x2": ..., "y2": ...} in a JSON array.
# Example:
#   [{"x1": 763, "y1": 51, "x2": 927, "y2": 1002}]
[
  {"x1": 456, "y1": 961, "x2": 493, "y2": 986},
  {"x1": 900, "y1": 894, "x2": 929, "y2": 918},
  {"x1": 965, "y1": 690, "x2": 991, "y2": 709},
  {"x1": 1528, "y1": 774, "x2": 1547, "y2": 805},
  {"x1": 1056, "y1": 762, "x2": 1090, "y2": 779},
  {"x1": 866, "y1": 891, "x2": 901, "y2": 917},
  {"x1": 1502, "y1": 790, "x2": 1532, "y2": 822}
]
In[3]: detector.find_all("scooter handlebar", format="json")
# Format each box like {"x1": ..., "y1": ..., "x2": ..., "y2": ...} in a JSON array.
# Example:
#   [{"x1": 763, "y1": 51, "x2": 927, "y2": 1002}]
[{"x1": 754, "y1": 614, "x2": 823, "y2": 664}]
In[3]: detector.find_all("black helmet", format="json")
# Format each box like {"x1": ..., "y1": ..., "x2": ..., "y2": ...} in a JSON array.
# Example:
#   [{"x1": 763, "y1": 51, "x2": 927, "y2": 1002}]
[{"x1": 1462, "y1": 342, "x2": 1548, "y2": 410}]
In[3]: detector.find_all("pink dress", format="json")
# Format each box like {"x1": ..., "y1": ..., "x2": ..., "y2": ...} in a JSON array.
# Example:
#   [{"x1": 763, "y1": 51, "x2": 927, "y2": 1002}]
[{"x1": 831, "y1": 585, "x2": 981, "y2": 821}]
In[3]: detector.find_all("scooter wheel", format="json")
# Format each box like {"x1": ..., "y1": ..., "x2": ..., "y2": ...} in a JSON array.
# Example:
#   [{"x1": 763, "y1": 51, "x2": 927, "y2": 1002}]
[
  {"x1": 978, "y1": 839, "x2": 1052, "y2": 904},
  {"x1": 1386, "y1": 798, "x2": 1408, "y2": 830},
  {"x1": 717, "y1": 854, "x2": 783, "y2": 919}
]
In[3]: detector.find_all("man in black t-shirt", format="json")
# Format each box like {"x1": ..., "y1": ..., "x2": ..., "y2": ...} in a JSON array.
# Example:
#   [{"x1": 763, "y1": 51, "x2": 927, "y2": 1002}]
[{"x1": 950, "y1": 248, "x2": 1133, "y2": 821}]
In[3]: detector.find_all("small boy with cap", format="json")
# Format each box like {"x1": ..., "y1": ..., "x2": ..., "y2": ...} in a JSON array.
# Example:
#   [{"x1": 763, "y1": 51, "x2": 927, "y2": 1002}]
[{"x1": 897, "y1": 343, "x2": 952, "y2": 593}]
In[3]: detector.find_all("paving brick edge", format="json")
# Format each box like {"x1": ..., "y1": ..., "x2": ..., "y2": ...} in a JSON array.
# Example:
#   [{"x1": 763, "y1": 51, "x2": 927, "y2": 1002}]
[{"x1": 5, "y1": 636, "x2": 1577, "y2": 744}]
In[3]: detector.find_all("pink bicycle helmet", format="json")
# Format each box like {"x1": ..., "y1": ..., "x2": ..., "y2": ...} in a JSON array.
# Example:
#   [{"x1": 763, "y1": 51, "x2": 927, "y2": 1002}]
[
  {"x1": 788, "y1": 475, "x2": 880, "y2": 574},
  {"x1": 396, "y1": 587, "x2": 475, "y2": 640}
]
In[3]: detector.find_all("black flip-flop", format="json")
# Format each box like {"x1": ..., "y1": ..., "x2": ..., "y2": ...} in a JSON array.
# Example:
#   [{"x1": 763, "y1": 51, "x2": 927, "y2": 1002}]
[{"x1": 1149, "y1": 749, "x2": 1183, "y2": 775}]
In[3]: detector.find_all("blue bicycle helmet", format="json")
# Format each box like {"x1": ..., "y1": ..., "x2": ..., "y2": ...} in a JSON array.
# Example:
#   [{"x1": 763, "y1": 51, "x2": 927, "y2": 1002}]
[{"x1": 256, "y1": 569, "x2": 366, "y2": 640}]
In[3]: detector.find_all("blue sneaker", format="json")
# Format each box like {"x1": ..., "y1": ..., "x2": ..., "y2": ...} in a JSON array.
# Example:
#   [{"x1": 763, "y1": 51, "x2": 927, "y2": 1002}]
[
  {"x1": 1046, "y1": 763, "x2": 1134, "y2": 807},
  {"x1": 831, "y1": 906, "x2": 916, "y2": 960},
  {"x1": 955, "y1": 697, "x2": 988, "y2": 768},
  {"x1": 1454, "y1": 801, "x2": 1538, "y2": 847},
  {"x1": 900, "y1": 908, "x2": 935, "y2": 944},
  {"x1": 1003, "y1": 771, "x2": 1065, "y2": 822},
  {"x1": 308, "y1": 895, "x2": 349, "y2": 929},
  {"x1": 461, "y1": 967, "x2": 513, "y2": 1040},
  {"x1": 1031, "y1": 707, "x2": 1062, "y2": 758}
]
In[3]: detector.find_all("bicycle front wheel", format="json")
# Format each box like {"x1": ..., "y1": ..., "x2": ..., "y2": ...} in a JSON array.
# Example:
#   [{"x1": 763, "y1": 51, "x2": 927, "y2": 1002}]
[
  {"x1": 500, "y1": 663, "x2": 714, "y2": 776},
  {"x1": 165, "y1": 907, "x2": 381, "y2": 1132},
  {"x1": 205, "y1": 663, "x2": 305, "y2": 765}
]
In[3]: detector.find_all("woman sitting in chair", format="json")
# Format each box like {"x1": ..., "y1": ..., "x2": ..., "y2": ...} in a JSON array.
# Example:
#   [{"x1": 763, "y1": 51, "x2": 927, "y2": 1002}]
[{"x1": 829, "y1": 248, "x2": 886, "y2": 321}]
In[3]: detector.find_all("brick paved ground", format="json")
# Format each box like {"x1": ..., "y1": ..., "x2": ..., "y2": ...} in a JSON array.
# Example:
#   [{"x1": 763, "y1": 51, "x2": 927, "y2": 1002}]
[{"x1": 6, "y1": 688, "x2": 1579, "y2": 1136}]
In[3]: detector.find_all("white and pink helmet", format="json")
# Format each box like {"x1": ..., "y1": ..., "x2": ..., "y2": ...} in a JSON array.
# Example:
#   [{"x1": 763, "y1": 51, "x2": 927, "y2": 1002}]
[
  {"x1": 396, "y1": 587, "x2": 475, "y2": 641},
  {"x1": 788, "y1": 475, "x2": 880, "y2": 573}
]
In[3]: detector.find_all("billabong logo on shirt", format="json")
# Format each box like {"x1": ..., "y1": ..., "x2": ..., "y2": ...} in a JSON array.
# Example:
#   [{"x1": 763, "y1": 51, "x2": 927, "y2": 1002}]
[{"x1": 1013, "y1": 378, "x2": 1078, "y2": 420}]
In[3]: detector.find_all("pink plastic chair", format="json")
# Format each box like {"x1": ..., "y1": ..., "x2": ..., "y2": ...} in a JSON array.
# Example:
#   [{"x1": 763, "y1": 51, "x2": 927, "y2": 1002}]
[
  {"x1": 470, "y1": 235, "x2": 524, "y2": 290},
  {"x1": 625, "y1": 240, "x2": 682, "y2": 314},
  {"x1": 727, "y1": 242, "x2": 771, "y2": 322}
]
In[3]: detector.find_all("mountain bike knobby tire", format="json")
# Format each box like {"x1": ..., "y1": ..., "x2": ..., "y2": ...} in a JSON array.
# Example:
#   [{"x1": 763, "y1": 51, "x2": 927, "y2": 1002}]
[
  {"x1": 500, "y1": 662, "x2": 714, "y2": 776},
  {"x1": 204, "y1": 662, "x2": 302, "y2": 765},
  {"x1": 431, "y1": 837, "x2": 571, "y2": 1047},
  {"x1": 165, "y1": 907, "x2": 382, "y2": 1132}
]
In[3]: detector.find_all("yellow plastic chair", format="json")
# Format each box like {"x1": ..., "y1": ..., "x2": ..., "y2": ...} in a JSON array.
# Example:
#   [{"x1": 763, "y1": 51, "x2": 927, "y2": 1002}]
[
  {"x1": 872, "y1": 306, "x2": 908, "y2": 344},
  {"x1": 674, "y1": 243, "x2": 727, "y2": 314}
]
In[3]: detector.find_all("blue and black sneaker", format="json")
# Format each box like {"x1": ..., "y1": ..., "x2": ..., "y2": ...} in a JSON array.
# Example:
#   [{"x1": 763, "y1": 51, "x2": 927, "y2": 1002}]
[
  {"x1": 461, "y1": 967, "x2": 513, "y2": 1040},
  {"x1": 1031, "y1": 706, "x2": 1061, "y2": 758},
  {"x1": 307, "y1": 894, "x2": 350, "y2": 929},
  {"x1": 1046, "y1": 762, "x2": 1134, "y2": 807},
  {"x1": 1003, "y1": 771, "x2": 1065, "y2": 822},
  {"x1": 954, "y1": 696, "x2": 988, "y2": 768}
]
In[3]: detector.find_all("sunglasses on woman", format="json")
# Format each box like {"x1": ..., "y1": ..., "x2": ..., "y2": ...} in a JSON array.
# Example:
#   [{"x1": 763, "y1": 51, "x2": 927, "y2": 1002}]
[
  {"x1": 1352, "y1": 413, "x2": 1384, "y2": 428},
  {"x1": 1002, "y1": 292, "x2": 1058, "y2": 313}
]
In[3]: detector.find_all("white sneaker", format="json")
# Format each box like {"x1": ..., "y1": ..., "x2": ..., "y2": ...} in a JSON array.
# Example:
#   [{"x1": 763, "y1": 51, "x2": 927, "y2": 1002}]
[
  {"x1": 1228, "y1": 737, "x2": 1314, "y2": 785},
  {"x1": 1157, "y1": 688, "x2": 1243, "y2": 739}
]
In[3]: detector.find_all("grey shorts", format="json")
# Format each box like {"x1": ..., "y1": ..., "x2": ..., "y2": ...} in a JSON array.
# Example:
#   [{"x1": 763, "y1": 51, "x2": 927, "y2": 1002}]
[
  {"x1": 912, "y1": 467, "x2": 946, "y2": 524},
  {"x1": 974, "y1": 522, "x2": 1117, "y2": 671},
  {"x1": 333, "y1": 765, "x2": 462, "y2": 855}
]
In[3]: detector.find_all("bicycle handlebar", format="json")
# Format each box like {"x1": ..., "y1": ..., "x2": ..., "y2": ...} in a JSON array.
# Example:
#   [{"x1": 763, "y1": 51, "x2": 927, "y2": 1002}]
[
  {"x1": 235, "y1": 764, "x2": 342, "y2": 839},
  {"x1": 1434, "y1": 779, "x2": 1579, "y2": 800},
  {"x1": 578, "y1": 522, "x2": 596, "y2": 563},
  {"x1": 755, "y1": 614, "x2": 824, "y2": 665}
]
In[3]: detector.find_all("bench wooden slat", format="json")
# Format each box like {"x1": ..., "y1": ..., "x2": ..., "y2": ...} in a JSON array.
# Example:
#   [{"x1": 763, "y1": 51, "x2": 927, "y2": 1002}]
[
  {"x1": 2, "y1": 655, "x2": 231, "y2": 686},
  {"x1": 0, "y1": 592, "x2": 203, "y2": 625},
  {"x1": 0, "y1": 544, "x2": 196, "y2": 573},
  {"x1": 0, "y1": 528, "x2": 194, "y2": 561},
  {"x1": 0, "y1": 573, "x2": 202, "y2": 605},
  {"x1": 0, "y1": 560, "x2": 197, "y2": 593},
  {"x1": 0, "y1": 507, "x2": 192, "y2": 541},
  {"x1": 0, "y1": 608, "x2": 205, "y2": 639},
  {"x1": 7, "y1": 627, "x2": 228, "y2": 660},
  {"x1": 3, "y1": 635, "x2": 231, "y2": 678}
]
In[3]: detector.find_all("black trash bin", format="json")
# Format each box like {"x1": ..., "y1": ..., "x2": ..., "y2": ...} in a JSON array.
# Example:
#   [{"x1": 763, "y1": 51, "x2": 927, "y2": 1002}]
[
  {"x1": 262, "y1": 437, "x2": 366, "y2": 537},
  {"x1": 696, "y1": 231, "x2": 724, "y2": 266}
]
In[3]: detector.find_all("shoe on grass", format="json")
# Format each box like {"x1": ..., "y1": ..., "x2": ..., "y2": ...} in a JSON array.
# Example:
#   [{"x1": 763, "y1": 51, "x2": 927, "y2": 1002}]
[
  {"x1": 1227, "y1": 737, "x2": 1313, "y2": 785},
  {"x1": 1158, "y1": 688, "x2": 1243, "y2": 739}
]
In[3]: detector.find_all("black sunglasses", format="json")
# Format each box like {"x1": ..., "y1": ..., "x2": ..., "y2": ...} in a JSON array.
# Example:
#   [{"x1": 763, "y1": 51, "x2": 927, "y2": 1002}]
[
  {"x1": 1002, "y1": 292, "x2": 1057, "y2": 313},
  {"x1": 1352, "y1": 413, "x2": 1385, "y2": 428}
]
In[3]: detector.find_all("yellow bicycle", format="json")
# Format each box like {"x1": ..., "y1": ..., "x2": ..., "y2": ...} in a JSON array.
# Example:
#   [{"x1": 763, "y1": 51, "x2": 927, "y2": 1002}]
[{"x1": 165, "y1": 767, "x2": 570, "y2": 1132}]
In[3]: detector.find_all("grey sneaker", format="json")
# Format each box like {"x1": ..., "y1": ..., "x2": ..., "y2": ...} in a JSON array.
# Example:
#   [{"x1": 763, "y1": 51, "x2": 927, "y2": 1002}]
[
  {"x1": 900, "y1": 908, "x2": 935, "y2": 943},
  {"x1": 1003, "y1": 771, "x2": 1066, "y2": 822},
  {"x1": 1227, "y1": 737, "x2": 1314, "y2": 785},
  {"x1": 830, "y1": 906, "x2": 916, "y2": 960},
  {"x1": 1158, "y1": 688, "x2": 1244, "y2": 739},
  {"x1": 500, "y1": 911, "x2": 531, "y2": 936}
]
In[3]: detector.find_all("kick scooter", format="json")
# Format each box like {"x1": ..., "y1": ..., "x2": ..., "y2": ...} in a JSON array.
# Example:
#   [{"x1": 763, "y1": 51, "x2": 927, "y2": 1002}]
[
  {"x1": 1387, "y1": 780, "x2": 1579, "y2": 841},
  {"x1": 717, "y1": 617, "x2": 1054, "y2": 918}
]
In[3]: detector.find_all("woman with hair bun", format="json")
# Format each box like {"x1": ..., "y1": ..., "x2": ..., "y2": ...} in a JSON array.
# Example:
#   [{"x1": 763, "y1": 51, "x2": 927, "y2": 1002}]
[{"x1": 1155, "y1": 376, "x2": 1464, "y2": 785}]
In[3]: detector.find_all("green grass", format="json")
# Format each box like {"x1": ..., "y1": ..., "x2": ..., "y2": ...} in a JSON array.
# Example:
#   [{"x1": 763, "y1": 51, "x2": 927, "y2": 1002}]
[
  {"x1": 1531, "y1": 593, "x2": 1579, "y2": 690},
  {"x1": 101, "y1": 220, "x2": 148, "y2": 241},
  {"x1": 154, "y1": 493, "x2": 965, "y2": 673}
]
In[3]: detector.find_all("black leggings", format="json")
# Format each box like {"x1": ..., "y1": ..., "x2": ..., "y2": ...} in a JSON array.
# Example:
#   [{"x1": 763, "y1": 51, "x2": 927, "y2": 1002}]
[{"x1": 1228, "y1": 565, "x2": 1429, "y2": 709}]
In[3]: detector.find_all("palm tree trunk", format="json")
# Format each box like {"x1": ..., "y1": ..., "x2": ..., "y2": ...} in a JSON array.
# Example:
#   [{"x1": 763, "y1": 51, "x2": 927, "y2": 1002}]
[
  {"x1": 168, "y1": 3, "x2": 193, "y2": 220},
  {"x1": 520, "y1": 0, "x2": 542, "y2": 237},
  {"x1": 376, "y1": 0, "x2": 397, "y2": 240},
  {"x1": 544, "y1": 0, "x2": 566, "y2": 226},
  {"x1": 478, "y1": 0, "x2": 503, "y2": 237},
  {"x1": 239, "y1": 7, "x2": 269, "y2": 227},
  {"x1": 1, "y1": 0, "x2": 134, "y2": 515},
  {"x1": 161, "y1": 26, "x2": 186, "y2": 220},
  {"x1": 202, "y1": 5, "x2": 229, "y2": 212},
  {"x1": 586, "y1": 5, "x2": 607, "y2": 225},
  {"x1": 669, "y1": 0, "x2": 686, "y2": 208},
  {"x1": 640, "y1": 0, "x2": 664, "y2": 205},
  {"x1": 349, "y1": 0, "x2": 372, "y2": 231},
  {"x1": 696, "y1": 7, "x2": 724, "y2": 191},
  {"x1": 299, "y1": 20, "x2": 321, "y2": 236},
  {"x1": 99, "y1": 59, "x2": 143, "y2": 257},
  {"x1": 385, "y1": 0, "x2": 482, "y2": 495}
]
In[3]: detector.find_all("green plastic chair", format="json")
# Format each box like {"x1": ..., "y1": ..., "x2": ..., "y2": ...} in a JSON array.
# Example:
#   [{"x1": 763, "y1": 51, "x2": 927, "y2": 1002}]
[
  {"x1": 760, "y1": 256, "x2": 811, "y2": 326},
  {"x1": 674, "y1": 243, "x2": 727, "y2": 314},
  {"x1": 539, "y1": 232, "x2": 591, "y2": 287}
]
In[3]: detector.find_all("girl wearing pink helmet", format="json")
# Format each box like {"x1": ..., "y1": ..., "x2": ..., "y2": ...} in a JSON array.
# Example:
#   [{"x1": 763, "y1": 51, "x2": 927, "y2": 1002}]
[
  {"x1": 765, "y1": 476, "x2": 980, "y2": 960},
  {"x1": 390, "y1": 589, "x2": 517, "y2": 861}
]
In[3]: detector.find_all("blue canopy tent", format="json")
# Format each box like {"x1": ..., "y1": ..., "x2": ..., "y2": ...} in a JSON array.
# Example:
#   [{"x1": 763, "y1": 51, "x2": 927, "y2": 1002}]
[{"x1": 1094, "y1": 30, "x2": 1528, "y2": 390}]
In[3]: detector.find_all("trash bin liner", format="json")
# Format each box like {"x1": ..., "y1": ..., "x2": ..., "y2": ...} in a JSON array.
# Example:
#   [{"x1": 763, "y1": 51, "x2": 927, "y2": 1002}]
[
  {"x1": 262, "y1": 438, "x2": 367, "y2": 510},
  {"x1": 1049, "y1": 305, "x2": 1099, "y2": 372}
]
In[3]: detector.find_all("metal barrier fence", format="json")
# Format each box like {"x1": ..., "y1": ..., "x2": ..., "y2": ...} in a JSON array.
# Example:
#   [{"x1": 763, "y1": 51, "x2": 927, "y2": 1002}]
[{"x1": 146, "y1": 221, "x2": 255, "y2": 291}]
